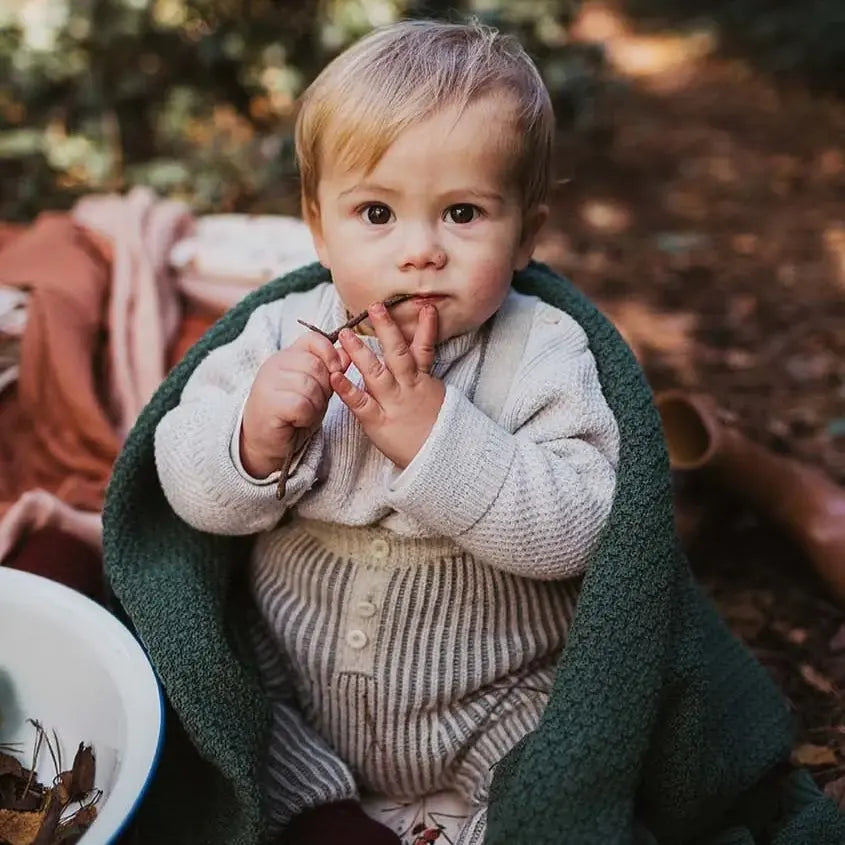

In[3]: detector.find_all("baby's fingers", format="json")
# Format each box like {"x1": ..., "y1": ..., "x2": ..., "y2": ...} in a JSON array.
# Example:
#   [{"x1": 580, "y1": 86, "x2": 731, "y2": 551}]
[
  {"x1": 330, "y1": 372, "x2": 382, "y2": 425},
  {"x1": 275, "y1": 389, "x2": 325, "y2": 429},
  {"x1": 338, "y1": 328, "x2": 396, "y2": 397},
  {"x1": 337, "y1": 346, "x2": 351, "y2": 372},
  {"x1": 368, "y1": 301, "x2": 416, "y2": 383},
  {"x1": 273, "y1": 347, "x2": 335, "y2": 402},
  {"x1": 294, "y1": 330, "x2": 347, "y2": 375},
  {"x1": 410, "y1": 304, "x2": 438, "y2": 373}
]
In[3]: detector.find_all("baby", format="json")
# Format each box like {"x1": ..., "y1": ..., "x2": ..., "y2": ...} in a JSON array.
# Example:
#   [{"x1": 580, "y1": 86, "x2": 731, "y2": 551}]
[{"x1": 155, "y1": 19, "x2": 620, "y2": 845}]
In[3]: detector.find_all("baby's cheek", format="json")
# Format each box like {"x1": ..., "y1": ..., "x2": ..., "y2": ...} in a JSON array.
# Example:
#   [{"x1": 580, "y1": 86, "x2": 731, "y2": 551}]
[
  {"x1": 464, "y1": 257, "x2": 513, "y2": 306},
  {"x1": 332, "y1": 273, "x2": 374, "y2": 317}
]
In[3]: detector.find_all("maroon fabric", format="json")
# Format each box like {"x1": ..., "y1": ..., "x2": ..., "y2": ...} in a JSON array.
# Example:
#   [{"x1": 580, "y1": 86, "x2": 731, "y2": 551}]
[
  {"x1": 167, "y1": 304, "x2": 220, "y2": 371},
  {"x1": 0, "y1": 213, "x2": 118, "y2": 519},
  {"x1": 281, "y1": 800, "x2": 401, "y2": 845},
  {"x1": 4, "y1": 526, "x2": 105, "y2": 603}
]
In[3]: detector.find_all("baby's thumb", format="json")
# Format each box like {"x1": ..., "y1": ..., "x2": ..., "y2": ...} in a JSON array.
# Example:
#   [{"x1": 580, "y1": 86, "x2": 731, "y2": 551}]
[{"x1": 337, "y1": 347, "x2": 352, "y2": 373}]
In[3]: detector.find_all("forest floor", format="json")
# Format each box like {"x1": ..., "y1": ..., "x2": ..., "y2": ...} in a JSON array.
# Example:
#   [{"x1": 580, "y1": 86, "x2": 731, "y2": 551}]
[{"x1": 538, "y1": 2, "x2": 845, "y2": 797}]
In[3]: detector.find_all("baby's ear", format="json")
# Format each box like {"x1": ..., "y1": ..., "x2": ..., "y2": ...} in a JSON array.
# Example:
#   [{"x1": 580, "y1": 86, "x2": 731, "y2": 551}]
[
  {"x1": 303, "y1": 198, "x2": 330, "y2": 268},
  {"x1": 515, "y1": 203, "x2": 549, "y2": 269}
]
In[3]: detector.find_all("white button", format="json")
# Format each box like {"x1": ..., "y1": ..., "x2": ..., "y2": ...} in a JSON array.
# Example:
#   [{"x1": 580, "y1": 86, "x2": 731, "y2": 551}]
[
  {"x1": 370, "y1": 538, "x2": 390, "y2": 560},
  {"x1": 357, "y1": 600, "x2": 377, "y2": 618},
  {"x1": 346, "y1": 629, "x2": 368, "y2": 649},
  {"x1": 541, "y1": 309, "x2": 560, "y2": 325}
]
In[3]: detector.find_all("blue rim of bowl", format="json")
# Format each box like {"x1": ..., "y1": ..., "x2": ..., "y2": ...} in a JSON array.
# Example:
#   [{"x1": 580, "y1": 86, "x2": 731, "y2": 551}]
[{"x1": 103, "y1": 662, "x2": 165, "y2": 845}]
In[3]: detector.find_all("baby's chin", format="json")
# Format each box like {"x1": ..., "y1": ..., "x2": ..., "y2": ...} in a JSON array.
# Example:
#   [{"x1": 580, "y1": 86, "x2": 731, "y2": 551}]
[{"x1": 401, "y1": 317, "x2": 482, "y2": 346}]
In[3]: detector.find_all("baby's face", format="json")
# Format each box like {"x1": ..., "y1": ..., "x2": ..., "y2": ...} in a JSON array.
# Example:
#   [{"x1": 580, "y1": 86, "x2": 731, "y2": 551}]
[{"x1": 308, "y1": 94, "x2": 547, "y2": 343}]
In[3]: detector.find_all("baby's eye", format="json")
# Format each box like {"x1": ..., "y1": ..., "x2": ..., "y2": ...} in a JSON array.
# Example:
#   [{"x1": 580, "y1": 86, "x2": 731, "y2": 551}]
[
  {"x1": 445, "y1": 204, "x2": 480, "y2": 224},
  {"x1": 360, "y1": 204, "x2": 393, "y2": 225}
]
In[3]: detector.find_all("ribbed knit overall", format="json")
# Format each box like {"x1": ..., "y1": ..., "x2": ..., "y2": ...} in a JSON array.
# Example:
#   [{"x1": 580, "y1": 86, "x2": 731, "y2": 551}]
[{"x1": 249, "y1": 516, "x2": 583, "y2": 843}]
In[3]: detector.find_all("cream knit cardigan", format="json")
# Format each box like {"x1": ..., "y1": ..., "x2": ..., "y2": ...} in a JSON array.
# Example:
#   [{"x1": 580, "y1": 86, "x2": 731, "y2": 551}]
[{"x1": 154, "y1": 283, "x2": 619, "y2": 581}]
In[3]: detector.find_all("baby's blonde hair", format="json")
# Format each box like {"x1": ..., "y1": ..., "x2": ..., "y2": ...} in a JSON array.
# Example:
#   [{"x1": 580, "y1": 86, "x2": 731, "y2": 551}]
[{"x1": 295, "y1": 19, "x2": 554, "y2": 221}]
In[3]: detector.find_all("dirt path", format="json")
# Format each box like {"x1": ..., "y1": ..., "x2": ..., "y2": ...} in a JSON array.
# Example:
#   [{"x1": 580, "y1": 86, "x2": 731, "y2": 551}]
[{"x1": 534, "y1": 2, "x2": 845, "y2": 791}]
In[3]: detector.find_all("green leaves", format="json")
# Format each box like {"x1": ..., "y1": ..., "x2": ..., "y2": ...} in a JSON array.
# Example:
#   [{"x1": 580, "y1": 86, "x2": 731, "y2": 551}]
[{"x1": 1, "y1": 0, "x2": 596, "y2": 221}]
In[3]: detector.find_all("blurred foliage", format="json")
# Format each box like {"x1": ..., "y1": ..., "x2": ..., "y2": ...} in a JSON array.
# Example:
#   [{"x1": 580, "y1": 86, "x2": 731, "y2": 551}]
[
  {"x1": 620, "y1": 0, "x2": 845, "y2": 92},
  {"x1": 0, "y1": 0, "x2": 606, "y2": 221}
]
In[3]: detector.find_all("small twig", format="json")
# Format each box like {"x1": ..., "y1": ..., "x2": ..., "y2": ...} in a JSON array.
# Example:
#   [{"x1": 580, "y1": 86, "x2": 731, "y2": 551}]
[
  {"x1": 32, "y1": 785, "x2": 62, "y2": 845},
  {"x1": 275, "y1": 452, "x2": 294, "y2": 502},
  {"x1": 296, "y1": 292, "x2": 414, "y2": 344},
  {"x1": 41, "y1": 727, "x2": 60, "y2": 780},
  {"x1": 53, "y1": 729, "x2": 62, "y2": 774},
  {"x1": 80, "y1": 787, "x2": 103, "y2": 810},
  {"x1": 277, "y1": 292, "x2": 413, "y2": 499},
  {"x1": 22, "y1": 719, "x2": 45, "y2": 800}
]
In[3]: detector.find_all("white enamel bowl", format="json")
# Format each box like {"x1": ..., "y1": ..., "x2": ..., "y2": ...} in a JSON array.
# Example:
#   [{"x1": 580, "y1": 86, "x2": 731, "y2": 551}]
[{"x1": 0, "y1": 567, "x2": 163, "y2": 843}]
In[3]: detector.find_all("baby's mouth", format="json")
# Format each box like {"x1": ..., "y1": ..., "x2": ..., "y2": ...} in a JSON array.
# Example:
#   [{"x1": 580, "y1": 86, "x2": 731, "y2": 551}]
[{"x1": 401, "y1": 293, "x2": 448, "y2": 305}]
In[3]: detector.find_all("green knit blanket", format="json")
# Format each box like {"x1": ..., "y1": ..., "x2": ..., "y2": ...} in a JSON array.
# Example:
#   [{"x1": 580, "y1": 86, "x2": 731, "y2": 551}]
[{"x1": 103, "y1": 261, "x2": 844, "y2": 844}]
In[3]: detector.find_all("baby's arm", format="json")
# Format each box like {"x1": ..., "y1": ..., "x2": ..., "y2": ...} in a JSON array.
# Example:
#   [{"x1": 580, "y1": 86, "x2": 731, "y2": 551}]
[
  {"x1": 155, "y1": 301, "x2": 343, "y2": 535},
  {"x1": 387, "y1": 307, "x2": 620, "y2": 580}
]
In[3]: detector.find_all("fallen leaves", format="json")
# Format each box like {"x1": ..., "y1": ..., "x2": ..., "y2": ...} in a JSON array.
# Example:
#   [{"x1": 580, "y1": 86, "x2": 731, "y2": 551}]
[
  {"x1": 824, "y1": 775, "x2": 845, "y2": 810},
  {"x1": 830, "y1": 623, "x2": 845, "y2": 653},
  {"x1": 544, "y1": 24, "x2": 845, "y2": 796},
  {"x1": 0, "y1": 808, "x2": 44, "y2": 845},
  {"x1": 0, "y1": 757, "x2": 22, "y2": 781},
  {"x1": 65, "y1": 746, "x2": 95, "y2": 803},
  {"x1": 791, "y1": 743, "x2": 838, "y2": 767},
  {"x1": 0, "y1": 723, "x2": 99, "y2": 845},
  {"x1": 799, "y1": 664, "x2": 838, "y2": 696},
  {"x1": 770, "y1": 619, "x2": 808, "y2": 646}
]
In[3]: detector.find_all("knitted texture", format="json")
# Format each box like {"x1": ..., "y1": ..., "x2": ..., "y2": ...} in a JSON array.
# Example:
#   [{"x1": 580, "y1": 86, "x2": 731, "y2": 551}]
[
  {"x1": 103, "y1": 261, "x2": 845, "y2": 844},
  {"x1": 153, "y1": 284, "x2": 620, "y2": 576}
]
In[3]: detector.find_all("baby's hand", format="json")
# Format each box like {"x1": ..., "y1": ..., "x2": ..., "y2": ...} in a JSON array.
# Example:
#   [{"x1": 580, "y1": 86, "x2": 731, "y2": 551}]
[
  {"x1": 240, "y1": 333, "x2": 348, "y2": 478},
  {"x1": 332, "y1": 302, "x2": 445, "y2": 469}
]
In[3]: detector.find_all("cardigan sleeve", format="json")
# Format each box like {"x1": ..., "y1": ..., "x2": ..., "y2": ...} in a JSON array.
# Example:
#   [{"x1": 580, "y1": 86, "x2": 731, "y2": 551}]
[
  {"x1": 385, "y1": 305, "x2": 620, "y2": 580},
  {"x1": 154, "y1": 299, "x2": 323, "y2": 536}
]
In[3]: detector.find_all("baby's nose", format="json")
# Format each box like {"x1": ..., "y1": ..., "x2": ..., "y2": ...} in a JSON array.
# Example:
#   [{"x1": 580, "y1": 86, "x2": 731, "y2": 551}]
[{"x1": 398, "y1": 226, "x2": 447, "y2": 271}]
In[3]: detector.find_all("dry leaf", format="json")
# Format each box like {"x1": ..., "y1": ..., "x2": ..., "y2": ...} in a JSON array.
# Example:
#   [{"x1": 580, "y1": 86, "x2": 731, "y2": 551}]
[
  {"x1": 0, "y1": 806, "x2": 47, "y2": 845},
  {"x1": 771, "y1": 620, "x2": 808, "y2": 646},
  {"x1": 724, "y1": 348, "x2": 756, "y2": 370},
  {"x1": 1, "y1": 779, "x2": 43, "y2": 813},
  {"x1": 0, "y1": 752, "x2": 23, "y2": 779},
  {"x1": 64, "y1": 803, "x2": 97, "y2": 830},
  {"x1": 786, "y1": 628, "x2": 809, "y2": 646},
  {"x1": 68, "y1": 745, "x2": 95, "y2": 801},
  {"x1": 830, "y1": 623, "x2": 845, "y2": 653},
  {"x1": 0, "y1": 729, "x2": 99, "y2": 843},
  {"x1": 70, "y1": 805, "x2": 97, "y2": 828},
  {"x1": 55, "y1": 804, "x2": 98, "y2": 845},
  {"x1": 791, "y1": 743, "x2": 838, "y2": 767},
  {"x1": 799, "y1": 664, "x2": 837, "y2": 696},
  {"x1": 54, "y1": 773, "x2": 70, "y2": 807},
  {"x1": 720, "y1": 591, "x2": 769, "y2": 641},
  {"x1": 824, "y1": 775, "x2": 845, "y2": 810},
  {"x1": 31, "y1": 788, "x2": 62, "y2": 845}
]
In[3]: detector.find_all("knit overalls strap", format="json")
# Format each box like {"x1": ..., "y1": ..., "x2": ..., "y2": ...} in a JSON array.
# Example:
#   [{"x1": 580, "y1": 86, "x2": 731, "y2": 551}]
[{"x1": 472, "y1": 292, "x2": 536, "y2": 424}]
